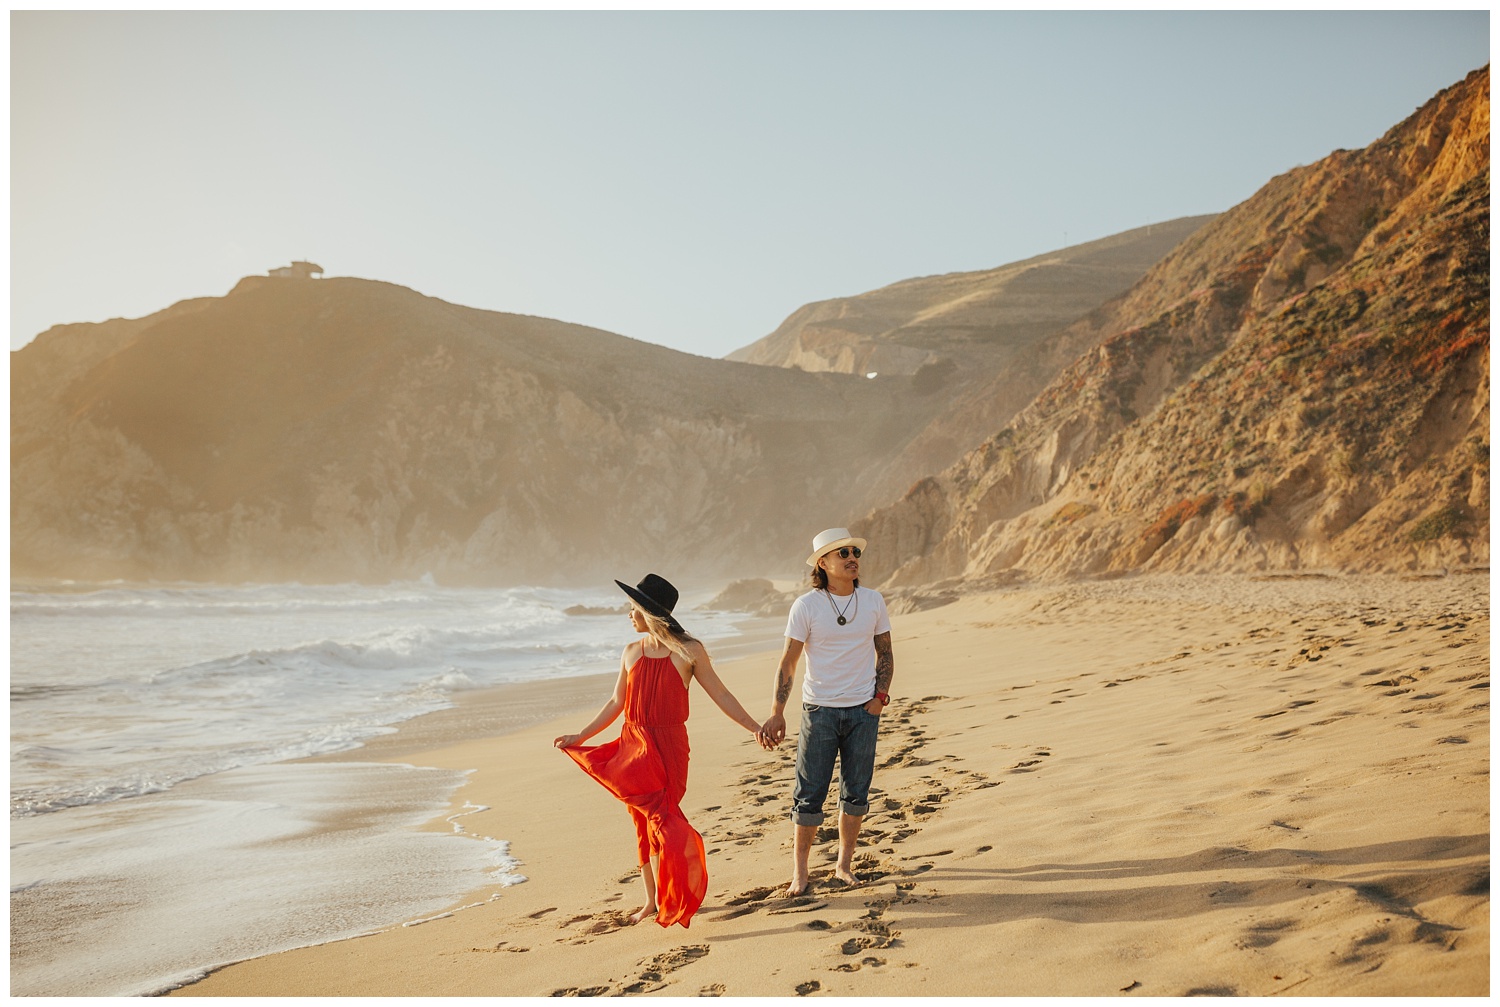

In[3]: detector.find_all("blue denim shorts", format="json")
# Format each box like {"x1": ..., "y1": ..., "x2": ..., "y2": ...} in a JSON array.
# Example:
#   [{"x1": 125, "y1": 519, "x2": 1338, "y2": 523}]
[{"x1": 792, "y1": 702, "x2": 880, "y2": 826}]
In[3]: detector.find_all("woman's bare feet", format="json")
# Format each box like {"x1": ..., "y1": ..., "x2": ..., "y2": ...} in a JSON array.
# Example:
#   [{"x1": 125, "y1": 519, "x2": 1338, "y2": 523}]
[{"x1": 632, "y1": 858, "x2": 660, "y2": 924}]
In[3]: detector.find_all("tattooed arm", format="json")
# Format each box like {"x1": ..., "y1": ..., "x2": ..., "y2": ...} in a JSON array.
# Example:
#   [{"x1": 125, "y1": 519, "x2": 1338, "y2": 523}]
[
  {"x1": 757, "y1": 637, "x2": 804, "y2": 749},
  {"x1": 864, "y1": 631, "x2": 894, "y2": 715}
]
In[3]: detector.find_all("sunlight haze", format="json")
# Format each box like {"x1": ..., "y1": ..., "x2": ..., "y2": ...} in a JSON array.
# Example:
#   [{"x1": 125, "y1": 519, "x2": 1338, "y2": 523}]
[{"x1": 10, "y1": 10, "x2": 1489, "y2": 355}]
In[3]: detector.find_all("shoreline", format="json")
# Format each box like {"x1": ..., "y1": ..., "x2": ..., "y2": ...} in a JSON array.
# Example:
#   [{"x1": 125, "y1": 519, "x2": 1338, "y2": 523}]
[
  {"x1": 298, "y1": 671, "x2": 622, "y2": 767},
  {"x1": 153, "y1": 611, "x2": 792, "y2": 992},
  {"x1": 170, "y1": 573, "x2": 1487, "y2": 997},
  {"x1": 10, "y1": 585, "x2": 788, "y2": 997},
  {"x1": 297, "y1": 609, "x2": 789, "y2": 768}
]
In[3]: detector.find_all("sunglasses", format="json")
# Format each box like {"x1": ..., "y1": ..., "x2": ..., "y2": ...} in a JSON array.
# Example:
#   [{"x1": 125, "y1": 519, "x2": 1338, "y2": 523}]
[{"x1": 829, "y1": 546, "x2": 862, "y2": 559}]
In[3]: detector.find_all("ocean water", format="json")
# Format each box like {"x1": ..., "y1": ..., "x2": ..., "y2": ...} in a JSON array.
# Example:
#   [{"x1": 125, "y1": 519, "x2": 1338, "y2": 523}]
[{"x1": 10, "y1": 580, "x2": 751, "y2": 996}]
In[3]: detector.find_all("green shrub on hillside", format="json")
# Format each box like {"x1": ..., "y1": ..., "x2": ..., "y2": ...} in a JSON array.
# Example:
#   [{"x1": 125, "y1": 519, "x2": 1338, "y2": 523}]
[{"x1": 1407, "y1": 506, "x2": 1470, "y2": 543}]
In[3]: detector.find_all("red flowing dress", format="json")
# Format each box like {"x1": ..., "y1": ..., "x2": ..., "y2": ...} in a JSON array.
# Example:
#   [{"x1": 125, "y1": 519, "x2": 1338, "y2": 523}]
[{"x1": 563, "y1": 644, "x2": 707, "y2": 928}]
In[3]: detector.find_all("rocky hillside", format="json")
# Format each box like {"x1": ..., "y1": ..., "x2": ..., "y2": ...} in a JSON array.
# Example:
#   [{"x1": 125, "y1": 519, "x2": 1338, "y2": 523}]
[
  {"x1": 12, "y1": 278, "x2": 949, "y2": 585},
  {"x1": 729, "y1": 217, "x2": 1213, "y2": 377},
  {"x1": 855, "y1": 67, "x2": 1489, "y2": 587},
  {"x1": 732, "y1": 218, "x2": 1215, "y2": 502}
]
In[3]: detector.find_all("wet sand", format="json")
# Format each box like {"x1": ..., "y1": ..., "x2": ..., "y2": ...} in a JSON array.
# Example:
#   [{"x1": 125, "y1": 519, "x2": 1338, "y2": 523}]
[{"x1": 171, "y1": 573, "x2": 1488, "y2": 997}]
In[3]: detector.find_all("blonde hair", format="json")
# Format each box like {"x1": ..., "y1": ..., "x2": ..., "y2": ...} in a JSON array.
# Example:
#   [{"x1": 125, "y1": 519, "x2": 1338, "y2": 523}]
[{"x1": 635, "y1": 605, "x2": 705, "y2": 665}]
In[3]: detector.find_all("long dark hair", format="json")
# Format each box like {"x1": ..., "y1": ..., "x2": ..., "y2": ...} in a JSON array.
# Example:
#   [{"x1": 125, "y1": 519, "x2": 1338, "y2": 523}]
[{"x1": 811, "y1": 564, "x2": 859, "y2": 591}]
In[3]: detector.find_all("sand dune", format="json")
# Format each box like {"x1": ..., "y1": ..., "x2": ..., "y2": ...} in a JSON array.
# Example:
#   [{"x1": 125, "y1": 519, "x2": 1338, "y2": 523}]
[{"x1": 170, "y1": 573, "x2": 1486, "y2": 997}]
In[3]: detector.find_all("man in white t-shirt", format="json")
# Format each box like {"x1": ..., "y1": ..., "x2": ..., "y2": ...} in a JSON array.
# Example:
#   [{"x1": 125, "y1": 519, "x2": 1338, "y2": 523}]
[{"x1": 758, "y1": 527, "x2": 894, "y2": 896}]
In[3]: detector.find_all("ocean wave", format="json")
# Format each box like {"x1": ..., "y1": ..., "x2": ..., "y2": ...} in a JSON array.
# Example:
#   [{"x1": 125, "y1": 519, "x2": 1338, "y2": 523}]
[
  {"x1": 142, "y1": 622, "x2": 600, "y2": 692},
  {"x1": 11, "y1": 709, "x2": 435, "y2": 817},
  {"x1": 10, "y1": 581, "x2": 579, "y2": 620},
  {"x1": 11, "y1": 683, "x2": 94, "y2": 702},
  {"x1": 11, "y1": 581, "x2": 737, "y2": 819}
]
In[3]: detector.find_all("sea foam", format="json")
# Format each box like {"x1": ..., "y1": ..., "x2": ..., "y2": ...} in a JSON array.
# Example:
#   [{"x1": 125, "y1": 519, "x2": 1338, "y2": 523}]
[{"x1": 10, "y1": 579, "x2": 747, "y2": 996}]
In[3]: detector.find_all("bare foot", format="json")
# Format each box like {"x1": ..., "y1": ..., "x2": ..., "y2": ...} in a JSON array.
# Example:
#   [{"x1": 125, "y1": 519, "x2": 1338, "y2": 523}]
[
  {"x1": 628, "y1": 905, "x2": 659, "y2": 925},
  {"x1": 833, "y1": 864, "x2": 860, "y2": 886},
  {"x1": 785, "y1": 876, "x2": 810, "y2": 898}
]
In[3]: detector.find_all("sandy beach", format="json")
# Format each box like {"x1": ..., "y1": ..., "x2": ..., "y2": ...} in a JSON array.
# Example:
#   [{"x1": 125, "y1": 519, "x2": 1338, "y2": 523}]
[{"x1": 170, "y1": 573, "x2": 1488, "y2": 998}]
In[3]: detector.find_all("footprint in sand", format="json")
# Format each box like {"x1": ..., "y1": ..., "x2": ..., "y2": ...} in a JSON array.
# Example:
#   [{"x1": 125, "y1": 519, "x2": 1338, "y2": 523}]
[
  {"x1": 794, "y1": 980, "x2": 821, "y2": 995},
  {"x1": 840, "y1": 918, "x2": 899, "y2": 953},
  {"x1": 699, "y1": 983, "x2": 726, "y2": 996},
  {"x1": 715, "y1": 905, "x2": 759, "y2": 921},
  {"x1": 840, "y1": 935, "x2": 893, "y2": 955},
  {"x1": 851, "y1": 850, "x2": 896, "y2": 882},
  {"x1": 551, "y1": 985, "x2": 611, "y2": 996},
  {"x1": 1235, "y1": 918, "x2": 1296, "y2": 949},
  {"x1": 467, "y1": 942, "x2": 531, "y2": 953},
  {"x1": 767, "y1": 898, "x2": 829, "y2": 915},
  {"x1": 563, "y1": 910, "x2": 633, "y2": 941},
  {"x1": 725, "y1": 885, "x2": 779, "y2": 906},
  {"x1": 528, "y1": 907, "x2": 558, "y2": 919},
  {"x1": 712, "y1": 885, "x2": 784, "y2": 920},
  {"x1": 618, "y1": 945, "x2": 710, "y2": 995}
]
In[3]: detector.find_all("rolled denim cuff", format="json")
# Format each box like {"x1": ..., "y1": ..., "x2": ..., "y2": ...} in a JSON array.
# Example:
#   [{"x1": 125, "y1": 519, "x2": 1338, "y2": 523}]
[
  {"x1": 791, "y1": 809, "x2": 825, "y2": 827},
  {"x1": 840, "y1": 799, "x2": 869, "y2": 818}
]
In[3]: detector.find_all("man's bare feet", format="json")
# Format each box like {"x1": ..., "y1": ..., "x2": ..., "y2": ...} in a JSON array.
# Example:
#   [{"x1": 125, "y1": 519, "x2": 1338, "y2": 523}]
[
  {"x1": 628, "y1": 905, "x2": 659, "y2": 925},
  {"x1": 833, "y1": 863, "x2": 860, "y2": 886},
  {"x1": 785, "y1": 876, "x2": 810, "y2": 898}
]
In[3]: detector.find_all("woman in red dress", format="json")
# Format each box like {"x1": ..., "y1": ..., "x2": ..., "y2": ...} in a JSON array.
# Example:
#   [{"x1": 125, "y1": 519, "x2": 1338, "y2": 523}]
[{"x1": 554, "y1": 574, "x2": 767, "y2": 928}]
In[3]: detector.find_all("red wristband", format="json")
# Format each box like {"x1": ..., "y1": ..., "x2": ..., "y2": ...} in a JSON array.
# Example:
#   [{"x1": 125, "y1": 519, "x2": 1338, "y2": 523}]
[{"x1": 874, "y1": 692, "x2": 890, "y2": 704}]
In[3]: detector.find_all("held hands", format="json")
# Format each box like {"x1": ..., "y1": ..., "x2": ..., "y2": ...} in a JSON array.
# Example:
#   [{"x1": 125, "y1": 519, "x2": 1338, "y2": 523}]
[
  {"x1": 756, "y1": 712, "x2": 786, "y2": 751},
  {"x1": 553, "y1": 733, "x2": 583, "y2": 749}
]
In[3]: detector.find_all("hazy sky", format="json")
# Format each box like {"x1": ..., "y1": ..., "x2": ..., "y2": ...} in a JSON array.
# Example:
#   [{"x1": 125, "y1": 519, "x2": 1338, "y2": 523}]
[{"x1": 10, "y1": 11, "x2": 1489, "y2": 355}]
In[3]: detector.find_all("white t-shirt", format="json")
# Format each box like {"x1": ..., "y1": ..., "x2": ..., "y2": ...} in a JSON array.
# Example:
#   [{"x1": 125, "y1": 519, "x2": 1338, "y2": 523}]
[{"x1": 784, "y1": 586, "x2": 892, "y2": 707}]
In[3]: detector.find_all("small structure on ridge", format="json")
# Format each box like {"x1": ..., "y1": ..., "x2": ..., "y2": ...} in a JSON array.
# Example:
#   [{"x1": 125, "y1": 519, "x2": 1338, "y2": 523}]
[{"x1": 268, "y1": 261, "x2": 324, "y2": 279}]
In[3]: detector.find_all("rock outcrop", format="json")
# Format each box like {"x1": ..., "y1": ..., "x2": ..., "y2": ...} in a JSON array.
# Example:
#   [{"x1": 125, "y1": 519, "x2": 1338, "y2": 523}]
[
  {"x1": 855, "y1": 67, "x2": 1489, "y2": 586},
  {"x1": 701, "y1": 578, "x2": 797, "y2": 617}
]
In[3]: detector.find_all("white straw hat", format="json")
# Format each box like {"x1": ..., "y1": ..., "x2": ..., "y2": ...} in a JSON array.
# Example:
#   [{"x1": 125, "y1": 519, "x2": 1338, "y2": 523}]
[{"x1": 805, "y1": 527, "x2": 868, "y2": 567}]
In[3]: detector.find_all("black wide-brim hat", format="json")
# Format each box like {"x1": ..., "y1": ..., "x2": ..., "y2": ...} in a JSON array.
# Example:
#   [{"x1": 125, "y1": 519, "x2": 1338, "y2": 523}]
[{"x1": 615, "y1": 573, "x2": 684, "y2": 633}]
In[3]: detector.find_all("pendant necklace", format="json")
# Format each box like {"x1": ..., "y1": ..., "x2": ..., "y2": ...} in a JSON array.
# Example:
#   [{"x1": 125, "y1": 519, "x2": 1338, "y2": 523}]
[{"x1": 824, "y1": 588, "x2": 858, "y2": 626}]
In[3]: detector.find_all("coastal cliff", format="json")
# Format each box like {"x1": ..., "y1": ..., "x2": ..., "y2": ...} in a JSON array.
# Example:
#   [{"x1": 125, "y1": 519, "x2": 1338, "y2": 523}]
[{"x1": 854, "y1": 67, "x2": 1489, "y2": 586}]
